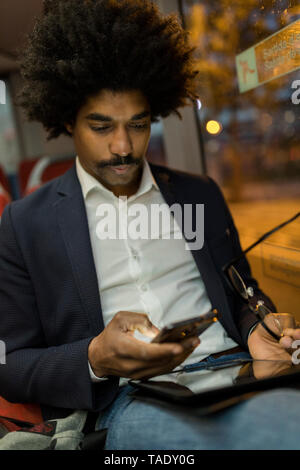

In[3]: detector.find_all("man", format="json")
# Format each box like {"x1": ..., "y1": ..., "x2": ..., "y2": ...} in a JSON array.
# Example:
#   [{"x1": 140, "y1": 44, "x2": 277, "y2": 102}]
[{"x1": 0, "y1": 0, "x2": 299, "y2": 449}]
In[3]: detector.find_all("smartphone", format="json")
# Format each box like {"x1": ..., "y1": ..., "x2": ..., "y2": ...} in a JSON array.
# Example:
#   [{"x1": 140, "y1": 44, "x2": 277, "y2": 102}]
[{"x1": 151, "y1": 309, "x2": 218, "y2": 344}]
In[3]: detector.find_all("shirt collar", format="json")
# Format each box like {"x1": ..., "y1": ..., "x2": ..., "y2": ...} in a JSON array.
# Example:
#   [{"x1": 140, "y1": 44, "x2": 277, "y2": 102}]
[{"x1": 76, "y1": 156, "x2": 159, "y2": 201}]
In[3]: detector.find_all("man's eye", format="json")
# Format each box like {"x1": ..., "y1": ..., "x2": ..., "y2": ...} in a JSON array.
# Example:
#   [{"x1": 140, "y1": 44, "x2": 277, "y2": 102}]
[
  {"x1": 91, "y1": 126, "x2": 111, "y2": 132},
  {"x1": 91, "y1": 124, "x2": 149, "y2": 133},
  {"x1": 129, "y1": 124, "x2": 149, "y2": 130}
]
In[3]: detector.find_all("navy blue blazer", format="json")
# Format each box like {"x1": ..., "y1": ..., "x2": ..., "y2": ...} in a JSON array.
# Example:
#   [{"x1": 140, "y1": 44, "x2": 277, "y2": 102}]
[{"x1": 0, "y1": 162, "x2": 275, "y2": 420}]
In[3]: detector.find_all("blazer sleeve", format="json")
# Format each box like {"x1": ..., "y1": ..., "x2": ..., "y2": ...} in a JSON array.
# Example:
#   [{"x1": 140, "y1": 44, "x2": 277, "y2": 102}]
[
  {"x1": 207, "y1": 177, "x2": 277, "y2": 347},
  {"x1": 0, "y1": 204, "x2": 118, "y2": 412}
]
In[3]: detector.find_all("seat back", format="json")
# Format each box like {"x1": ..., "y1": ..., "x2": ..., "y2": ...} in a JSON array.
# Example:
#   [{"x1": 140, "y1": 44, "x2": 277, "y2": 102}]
[
  {"x1": 19, "y1": 156, "x2": 75, "y2": 196},
  {"x1": 0, "y1": 183, "x2": 11, "y2": 218},
  {"x1": 0, "y1": 396, "x2": 43, "y2": 433},
  {"x1": 18, "y1": 158, "x2": 41, "y2": 197},
  {"x1": 0, "y1": 166, "x2": 10, "y2": 194}
]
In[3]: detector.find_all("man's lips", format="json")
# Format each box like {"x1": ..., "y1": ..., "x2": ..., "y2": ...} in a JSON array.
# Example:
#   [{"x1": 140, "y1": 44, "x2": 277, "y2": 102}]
[{"x1": 109, "y1": 164, "x2": 133, "y2": 175}]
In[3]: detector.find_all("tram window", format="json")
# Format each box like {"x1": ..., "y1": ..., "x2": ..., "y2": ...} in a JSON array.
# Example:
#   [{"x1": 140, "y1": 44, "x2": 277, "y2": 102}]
[
  {"x1": 0, "y1": 78, "x2": 20, "y2": 174},
  {"x1": 148, "y1": 120, "x2": 167, "y2": 167},
  {"x1": 180, "y1": 0, "x2": 300, "y2": 315}
]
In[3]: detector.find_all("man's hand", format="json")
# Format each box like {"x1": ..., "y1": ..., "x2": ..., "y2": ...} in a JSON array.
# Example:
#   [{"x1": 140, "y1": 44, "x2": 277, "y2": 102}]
[
  {"x1": 248, "y1": 313, "x2": 300, "y2": 362},
  {"x1": 279, "y1": 327, "x2": 300, "y2": 350},
  {"x1": 88, "y1": 311, "x2": 200, "y2": 380}
]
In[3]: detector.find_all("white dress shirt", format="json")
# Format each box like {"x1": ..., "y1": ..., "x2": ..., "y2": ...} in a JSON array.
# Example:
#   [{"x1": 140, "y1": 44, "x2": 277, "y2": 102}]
[{"x1": 75, "y1": 157, "x2": 238, "y2": 383}]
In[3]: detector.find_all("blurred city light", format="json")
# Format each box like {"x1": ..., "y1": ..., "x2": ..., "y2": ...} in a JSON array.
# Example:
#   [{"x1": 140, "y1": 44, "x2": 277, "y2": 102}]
[
  {"x1": 284, "y1": 110, "x2": 295, "y2": 123},
  {"x1": 196, "y1": 99, "x2": 202, "y2": 110},
  {"x1": 206, "y1": 120, "x2": 222, "y2": 135}
]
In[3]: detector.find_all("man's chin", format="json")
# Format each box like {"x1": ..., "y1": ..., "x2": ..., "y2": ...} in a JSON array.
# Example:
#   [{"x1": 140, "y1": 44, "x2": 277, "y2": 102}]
[{"x1": 98, "y1": 161, "x2": 143, "y2": 189}]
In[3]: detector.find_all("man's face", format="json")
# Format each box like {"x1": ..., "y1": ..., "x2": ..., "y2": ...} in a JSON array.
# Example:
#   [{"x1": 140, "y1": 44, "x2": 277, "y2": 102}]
[{"x1": 66, "y1": 89, "x2": 152, "y2": 197}]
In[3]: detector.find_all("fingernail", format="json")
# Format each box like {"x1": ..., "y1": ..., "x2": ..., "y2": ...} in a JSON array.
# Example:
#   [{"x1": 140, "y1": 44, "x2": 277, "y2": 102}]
[
  {"x1": 173, "y1": 346, "x2": 182, "y2": 355},
  {"x1": 192, "y1": 339, "x2": 200, "y2": 347}
]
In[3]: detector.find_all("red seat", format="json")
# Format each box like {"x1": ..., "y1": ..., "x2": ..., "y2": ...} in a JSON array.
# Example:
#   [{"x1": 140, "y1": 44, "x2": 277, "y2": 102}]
[
  {"x1": 0, "y1": 184, "x2": 11, "y2": 217},
  {"x1": 0, "y1": 166, "x2": 10, "y2": 195},
  {"x1": 19, "y1": 156, "x2": 75, "y2": 196},
  {"x1": 42, "y1": 159, "x2": 75, "y2": 183},
  {"x1": 0, "y1": 397, "x2": 43, "y2": 431},
  {"x1": 18, "y1": 158, "x2": 40, "y2": 197}
]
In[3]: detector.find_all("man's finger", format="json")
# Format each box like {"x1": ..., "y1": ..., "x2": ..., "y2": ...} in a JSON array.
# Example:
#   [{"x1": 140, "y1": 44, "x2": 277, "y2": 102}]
[
  {"x1": 180, "y1": 336, "x2": 200, "y2": 349},
  {"x1": 115, "y1": 337, "x2": 200, "y2": 378},
  {"x1": 115, "y1": 311, "x2": 158, "y2": 334},
  {"x1": 119, "y1": 334, "x2": 184, "y2": 361},
  {"x1": 282, "y1": 328, "x2": 300, "y2": 340},
  {"x1": 279, "y1": 335, "x2": 293, "y2": 349},
  {"x1": 129, "y1": 324, "x2": 159, "y2": 339},
  {"x1": 131, "y1": 334, "x2": 200, "y2": 361}
]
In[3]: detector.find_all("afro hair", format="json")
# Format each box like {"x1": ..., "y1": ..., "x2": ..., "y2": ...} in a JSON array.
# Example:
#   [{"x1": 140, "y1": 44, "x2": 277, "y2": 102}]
[{"x1": 17, "y1": 0, "x2": 200, "y2": 140}]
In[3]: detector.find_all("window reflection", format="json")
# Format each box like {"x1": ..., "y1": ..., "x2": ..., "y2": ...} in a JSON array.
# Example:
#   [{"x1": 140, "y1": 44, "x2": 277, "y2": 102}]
[
  {"x1": 181, "y1": 0, "x2": 300, "y2": 315},
  {"x1": 181, "y1": 0, "x2": 300, "y2": 202},
  {"x1": 0, "y1": 78, "x2": 20, "y2": 174},
  {"x1": 147, "y1": 120, "x2": 167, "y2": 167}
]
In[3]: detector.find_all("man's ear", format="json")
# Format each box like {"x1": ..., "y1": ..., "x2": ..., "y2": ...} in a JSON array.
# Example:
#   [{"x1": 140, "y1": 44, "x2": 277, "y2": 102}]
[{"x1": 64, "y1": 123, "x2": 73, "y2": 135}]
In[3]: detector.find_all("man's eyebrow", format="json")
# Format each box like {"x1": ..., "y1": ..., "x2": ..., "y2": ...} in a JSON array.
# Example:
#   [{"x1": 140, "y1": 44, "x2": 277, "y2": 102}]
[{"x1": 85, "y1": 110, "x2": 151, "y2": 122}]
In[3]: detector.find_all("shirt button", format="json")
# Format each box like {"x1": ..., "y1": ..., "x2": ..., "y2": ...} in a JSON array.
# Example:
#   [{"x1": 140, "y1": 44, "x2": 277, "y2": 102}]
[{"x1": 140, "y1": 284, "x2": 148, "y2": 292}]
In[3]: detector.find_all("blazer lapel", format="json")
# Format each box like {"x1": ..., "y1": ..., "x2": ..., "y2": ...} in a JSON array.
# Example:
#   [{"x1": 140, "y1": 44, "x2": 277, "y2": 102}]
[{"x1": 55, "y1": 165, "x2": 104, "y2": 334}]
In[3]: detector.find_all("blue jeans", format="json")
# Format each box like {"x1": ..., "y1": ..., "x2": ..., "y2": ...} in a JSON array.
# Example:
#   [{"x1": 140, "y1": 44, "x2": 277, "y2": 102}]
[{"x1": 96, "y1": 352, "x2": 300, "y2": 450}]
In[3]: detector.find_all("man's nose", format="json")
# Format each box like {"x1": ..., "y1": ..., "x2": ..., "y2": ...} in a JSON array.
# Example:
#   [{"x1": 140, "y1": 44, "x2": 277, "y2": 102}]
[{"x1": 109, "y1": 126, "x2": 133, "y2": 156}]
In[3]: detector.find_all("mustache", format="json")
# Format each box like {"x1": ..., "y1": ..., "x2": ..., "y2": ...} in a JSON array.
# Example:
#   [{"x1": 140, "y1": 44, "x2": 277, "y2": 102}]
[{"x1": 97, "y1": 155, "x2": 141, "y2": 168}]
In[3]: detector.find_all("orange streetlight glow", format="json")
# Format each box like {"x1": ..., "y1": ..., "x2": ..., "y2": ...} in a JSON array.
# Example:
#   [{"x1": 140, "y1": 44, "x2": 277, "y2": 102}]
[{"x1": 206, "y1": 120, "x2": 222, "y2": 135}]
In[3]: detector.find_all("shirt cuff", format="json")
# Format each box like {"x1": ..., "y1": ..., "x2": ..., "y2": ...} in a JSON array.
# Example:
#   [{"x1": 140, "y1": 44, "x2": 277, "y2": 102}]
[{"x1": 88, "y1": 361, "x2": 108, "y2": 383}]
